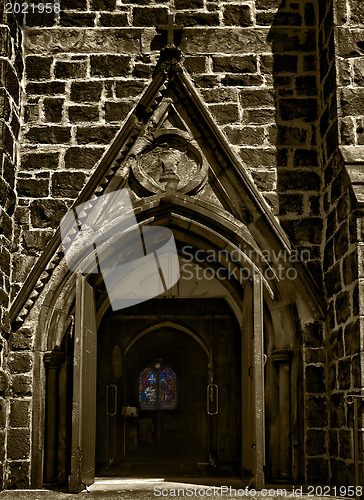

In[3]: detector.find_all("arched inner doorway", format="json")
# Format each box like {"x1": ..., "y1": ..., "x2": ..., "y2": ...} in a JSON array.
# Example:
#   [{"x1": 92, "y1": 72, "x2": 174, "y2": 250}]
[{"x1": 95, "y1": 297, "x2": 242, "y2": 476}]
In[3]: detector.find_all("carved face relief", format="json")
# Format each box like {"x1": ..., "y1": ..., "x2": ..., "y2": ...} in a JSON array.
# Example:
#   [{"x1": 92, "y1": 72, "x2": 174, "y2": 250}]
[{"x1": 128, "y1": 130, "x2": 208, "y2": 196}]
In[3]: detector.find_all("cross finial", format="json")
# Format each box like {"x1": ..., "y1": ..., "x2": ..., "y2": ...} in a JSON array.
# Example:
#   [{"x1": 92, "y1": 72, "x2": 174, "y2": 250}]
[{"x1": 157, "y1": 13, "x2": 184, "y2": 48}]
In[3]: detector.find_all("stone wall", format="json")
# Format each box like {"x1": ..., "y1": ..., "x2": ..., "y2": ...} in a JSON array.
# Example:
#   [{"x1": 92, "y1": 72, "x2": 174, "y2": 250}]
[
  {"x1": 4, "y1": 0, "x2": 364, "y2": 490},
  {"x1": 0, "y1": 2, "x2": 24, "y2": 490}
]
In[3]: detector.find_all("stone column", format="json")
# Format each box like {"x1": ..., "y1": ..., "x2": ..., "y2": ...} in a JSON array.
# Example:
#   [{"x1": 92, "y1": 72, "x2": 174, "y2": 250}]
[
  {"x1": 43, "y1": 347, "x2": 65, "y2": 485},
  {"x1": 272, "y1": 349, "x2": 291, "y2": 481}
]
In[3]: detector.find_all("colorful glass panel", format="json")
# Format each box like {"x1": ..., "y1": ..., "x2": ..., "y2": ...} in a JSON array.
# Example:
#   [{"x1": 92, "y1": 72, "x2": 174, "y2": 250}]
[
  {"x1": 139, "y1": 367, "x2": 157, "y2": 409},
  {"x1": 159, "y1": 368, "x2": 177, "y2": 409}
]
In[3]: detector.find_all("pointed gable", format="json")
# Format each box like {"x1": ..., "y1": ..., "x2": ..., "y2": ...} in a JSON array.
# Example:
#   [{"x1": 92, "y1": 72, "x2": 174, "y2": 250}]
[{"x1": 10, "y1": 46, "x2": 325, "y2": 325}]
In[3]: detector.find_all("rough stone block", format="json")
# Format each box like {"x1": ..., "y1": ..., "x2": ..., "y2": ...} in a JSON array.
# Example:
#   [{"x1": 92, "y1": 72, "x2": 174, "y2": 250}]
[
  {"x1": 10, "y1": 400, "x2": 30, "y2": 427},
  {"x1": 76, "y1": 125, "x2": 120, "y2": 144},
  {"x1": 52, "y1": 172, "x2": 86, "y2": 198},
  {"x1": 99, "y1": 13, "x2": 128, "y2": 27},
  {"x1": 213, "y1": 55, "x2": 257, "y2": 74},
  {"x1": 8, "y1": 429, "x2": 30, "y2": 460},
  {"x1": 279, "y1": 98, "x2": 317, "y2": 122},
  {"x1": 17, "y1": 178, "x2": 49, "y2": 198},
  {"x1": 224, "y1": 126, "x2": 264, "y2": 146},
  {"x1": 69, "y1": 105, "x2": 100, "y2": 123},
  {"x1": 306, "y1": 396, "x2": 328, "y2": 427},
  {"x1": 306, "y1": 458, "x2": 329, "y2": 484},
  {"x1": 24, "y1": 126, "x2": 71, "y2": 145},
  {"x1": 338, "y1": 358, "x2": 351, "y2": 390},
  {"x1": 26, "y1": 82, "x2": 65, "y2": 95},
  {"x1": 54, "y1": 60, "x2": 87, "y2": 79},
  {"x1": 91, "y1": 0, "x2": 116, "y2": 10},
  {"x1": 6, "y1": 462, "x2": 30, "y2": 489},
  {"x1": 115, "y1": 80, "x2": 145, "y2": 99},
  {"x1": 277, "y1": 171, "x2": 321, "y2": 191},
  {"x1": 239, "y1": 148, "x2": 275, "y2": 167},
  {"x1": 180, "y1": 28, "x2": 270, "y2": 54},
  {"x1": 60, "y1": 12, "x2": 96, "y2": 27},
  {"x1": 24, "y1": 28, "x2": 141, "y2": 54},
  {"x1": 223, "y1": 5, "x2": 252, "y2": 27},
  {"x1": 8, "y1": 353, "x2": 32, "y2": 374},
  {"x1": 334, "y1": 223, "x2": 349, "y2": 262},
  {"x1": 60, "y1": 0, "x2": 87, "y2": 9},
  {"x1": 64, "y1": 147, "x2": 104, "y2": 169},
  {"x1": 306, "y1": 429, "x2": 326, "y2": 456},
  {"x1": 90, "y1": 55, "x2": 131, "y2": 77},
  {"x1": 279, "y1": 193, "x2": 304, "y2": 216},
  {"x1": 175, "y1": 0, "x2": 203, "y2": 8},
  {"x1": 305, "y1": 366, "x2": 325, "y2": 393},
  {"x1": 11, "y1": 255, "x2": 36, "y2": 283},
  {"x1": 133, "y1": 7, "x2": 168, "y2": 27},
  {"x1": 325, "y1": 262, "x2": 342, "y2": 297},
  {"x1": 104, "y1": 101, "x2": 133, "y2": 122},
  {"x1": 21, "y1": 152, "x2": 60, "y2": 171},
  {"x1": 240, "y1": 88, "x2": 274, "y2": 108},
  {"x1": 338, "y1": 429, "x2": 352, "y2": 459},
  {"x1": 10, "y1": 328, "x2": 33, "y2": 351},
  {"x1": 11, "y1": 375, "x2": 32, "y2": 396},
  {"x1": 25, "y1": 56, "x2": 52, "y2": 81},
  {"x1": 175, "y1": 12, "x2": 219, "y2": 27},
  {"x1": 70, "y1": 81, "x2": 103, "y2": 102},
  {"x1": 30, "y1": 199, "x2": 68, "y2": 228}
]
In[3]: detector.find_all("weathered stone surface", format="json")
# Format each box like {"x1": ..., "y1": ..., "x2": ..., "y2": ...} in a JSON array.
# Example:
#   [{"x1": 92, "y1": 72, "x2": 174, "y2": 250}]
[
  {"x1": 6, "y1": 462, "x2": 30, "y2": 489},
  {"x1": 17, "y1": 178, "x2": 49, "y2": 198},
  {"x1": 213, "y1": 55, "x2": 257, "y2": 74},
  {"x1": 24, "y1": 29, "x2": 142, "y2": 55},
  {"x1": 64, "y1": 147, "x2": 104, "y2": 169},
  {"x1": 180, "y1": 28, "x2": 270, "y2": 54},
  {"x1": 306, "y1": 397, "x2": 328, "y2": 427},
  {"x1": 133, "y1": 8, "x2": 168, "y2": 27},
  {"x1": 305, "y1": 366, "x2": 325, "y2": 393},
  {"x1": 11, "y1": 375, "x2": 32, "y2": 396},
  {"x1": 24, "y1": 126, "x2": 71, "y2": 145},
  {"x1": 99, "y1": 13, "x2": 128, "y2": 27},
  {"x1": 175, "y1": 12, "x2": 219, "y2": 27},
  {"x1": 55, "y1": 60, "x2": 87, "y2": 79},
  {"x1": 338, "y1": 358, "x2": 351, "y2": 390},
  {"x1": 25, "y1": 56, "x2": 52, "y2": 81},
  {"x1": 306, "y1": 458, "x2": 329, "y2": 483},
  {"x1": 9, "y1": 400, "x2": 30, "y2": 427},
  {"x1": 30, "y1": 199, "x2": 68, "y2": 228},
  {"x1": 51, "y1": 172, "x2": 86, "y2": 198},
  {"x1": 10, "y1": 328, "x2": 33, "y2": 351},
  {"x1": 90, "y1": 55, "x2": 131, "y2": 77},
  {"x1": 223, "y1": 5, "x2": 252, "y2": 27},
  {"x1": 306, "y1": 429, "x2": 326, "y2": 456},
  {"x1": 11, "y1": 255, "x2": 36, "y2": 283},
  {"x1": 7, "y1": 429, "x2": 30, "y2": 460},
  {"x1": 70, "y1": 81, "x2": 103, "y2": 102},
  {"x1": 240, "y1": 88, "x2": 274, "y2": 108},
  {"x1": 104, "y1": 101, "x2": 133, "y2": 122},
  {"x1": 21, "y1": 152, "x2": 59, "y2": 171},
  {"x1": 115, "y1": 81, "x2": 146, "y2": 99},
  {"x1": 69, "y1": 105, "x2": 100, "y2": 123},
  {"x1": 76, "y1": 125, "x2": 119, "y2": 144},
  {"x1": 8, "y1": 353, "x2": 32, "y2": 374}
]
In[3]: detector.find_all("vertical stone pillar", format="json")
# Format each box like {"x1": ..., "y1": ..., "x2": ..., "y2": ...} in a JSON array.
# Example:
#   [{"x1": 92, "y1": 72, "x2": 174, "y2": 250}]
[
  {"x1": 43, "y1": 347, "x2": 65, "y2": 485},
  {"x1": 272, "y1": 350, "x2": 292, "y2": 481}
]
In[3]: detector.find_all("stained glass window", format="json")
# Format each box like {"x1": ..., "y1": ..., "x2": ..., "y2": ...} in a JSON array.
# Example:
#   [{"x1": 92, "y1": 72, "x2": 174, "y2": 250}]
[
  {"x1": 139, "y1": 367, "x2": 157, "y2": 409},
  {"x1": 159, "y1": 368, "x2": 177, "y2": 409},
  {"x1": 139, "y1": 365, "x2": 177, "y2": 410}
]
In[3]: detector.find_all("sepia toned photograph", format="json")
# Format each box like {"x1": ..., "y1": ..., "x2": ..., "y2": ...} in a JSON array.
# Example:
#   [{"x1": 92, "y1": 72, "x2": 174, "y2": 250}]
[{"x1": 0, "y1": 0, "x2": 363, "y2": 498}]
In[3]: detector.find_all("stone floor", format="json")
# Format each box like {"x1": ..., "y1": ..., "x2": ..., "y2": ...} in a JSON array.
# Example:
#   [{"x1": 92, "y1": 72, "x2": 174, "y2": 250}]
[{"x1": 0, "y1": 478, "x2": 354, "y2": 500}]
